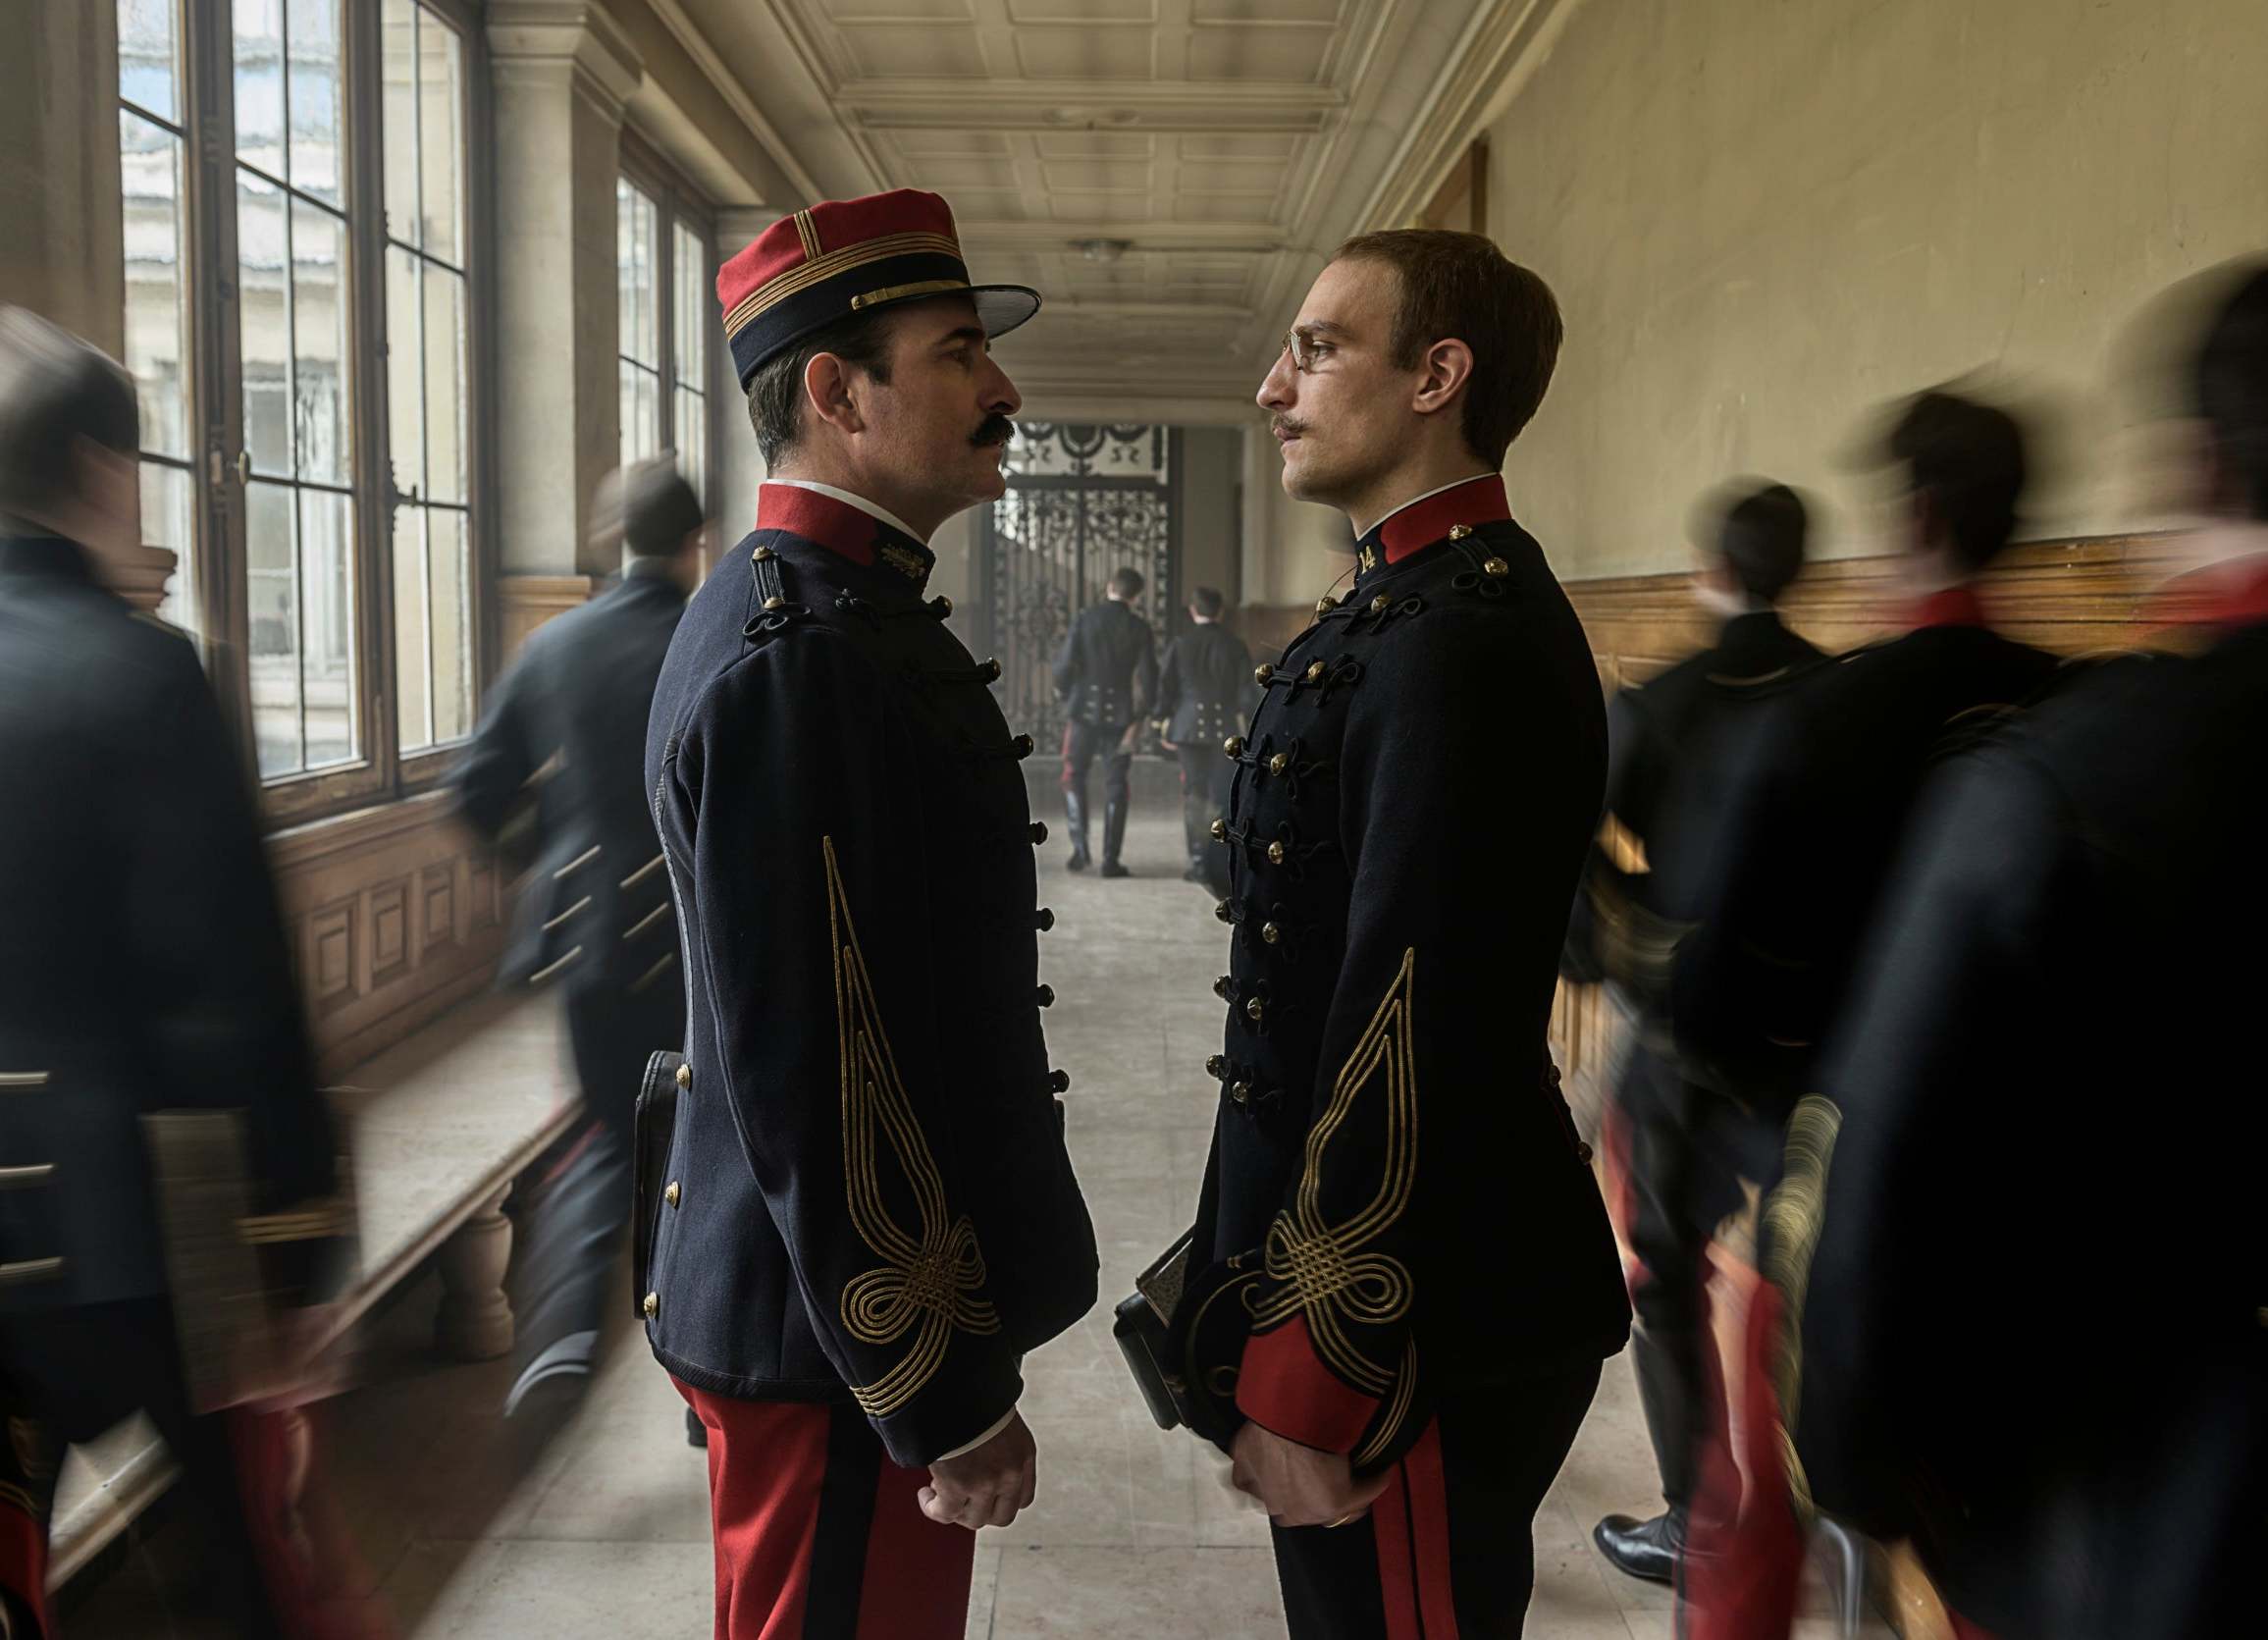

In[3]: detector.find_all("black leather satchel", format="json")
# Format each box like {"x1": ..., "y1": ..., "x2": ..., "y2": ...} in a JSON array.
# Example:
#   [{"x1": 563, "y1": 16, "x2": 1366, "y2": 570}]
[
  {"x1": 1112, "y1": 1233, "x2": 1262, "y2": 1452},
  {"x1": 631, "y1": 1048, "x2": 684, "y2": 1318}
]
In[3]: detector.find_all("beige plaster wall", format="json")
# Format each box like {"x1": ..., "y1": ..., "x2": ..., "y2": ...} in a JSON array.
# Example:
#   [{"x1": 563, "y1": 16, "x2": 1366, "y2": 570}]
[{"x1": 1481, "y1": 0, "x2": 2268, "y2": 579}]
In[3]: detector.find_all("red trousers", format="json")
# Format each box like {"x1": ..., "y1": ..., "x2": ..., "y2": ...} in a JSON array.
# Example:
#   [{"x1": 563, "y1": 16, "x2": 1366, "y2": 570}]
[
  {"x1": 1678, "y1": 1271, "x2": 1805, "y2": 1640},
  {"x1": 674, "y1": 1379, "x2": 973, "y2": 1640}
]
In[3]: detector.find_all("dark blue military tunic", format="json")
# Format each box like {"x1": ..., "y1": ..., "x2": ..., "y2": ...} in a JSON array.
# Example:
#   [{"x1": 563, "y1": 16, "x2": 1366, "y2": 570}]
[
  {"x1": 640, "y1": 485, "x2": 1097, "y2": 1467},
  {"x1": 1187, "y1": 475, "x2": 1629, "y2": 1471}
]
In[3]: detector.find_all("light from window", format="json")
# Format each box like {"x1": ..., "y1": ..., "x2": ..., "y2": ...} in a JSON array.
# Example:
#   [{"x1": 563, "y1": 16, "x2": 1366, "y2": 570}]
[
  {"x1": 672, "y1": 220, "x2": 710, "y2": 505},
  {"x1": 118, "y1": 0, "x2": 197, "y2": 633},
  {"x1": 618, "y1": 179, "x2": 662, "y2": 470},
  {"x1": 382, "y1": 0, "x2": 473, "y2": 753},
  {"x1": 236, "y1": 0, "x2": 360, "y2": 777}
]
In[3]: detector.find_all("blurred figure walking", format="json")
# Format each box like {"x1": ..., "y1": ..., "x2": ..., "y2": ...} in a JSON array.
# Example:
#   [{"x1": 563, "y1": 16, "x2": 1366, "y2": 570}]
[
  {"x1": 453, "y1": 456, "x2": 701, "y2": 1420},
  {"x1": 1790, "y1": 261, "x2": 2268, "y2": 1640},
  {"x1": 1670, "y1": 390, "x2": 2060, "y2": 1640},
  {"x1": 1571, "y1": 480, "x2": 1824, "y2": 1588},
  {"x1": 0, "y1": 308, "x2": 352, "y2": 1637}
]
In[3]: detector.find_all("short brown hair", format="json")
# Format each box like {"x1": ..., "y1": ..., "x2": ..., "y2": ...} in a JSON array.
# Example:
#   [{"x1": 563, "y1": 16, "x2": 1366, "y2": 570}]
[{"x1": 1331, "y1": 230, "x2": 1560, "y2": 467}]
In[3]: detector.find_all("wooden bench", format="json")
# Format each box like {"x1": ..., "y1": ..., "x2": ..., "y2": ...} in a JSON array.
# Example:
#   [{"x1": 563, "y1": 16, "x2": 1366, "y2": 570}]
[{"x1": 46, "y1": 988, "x2": 576, "y2": 1591}]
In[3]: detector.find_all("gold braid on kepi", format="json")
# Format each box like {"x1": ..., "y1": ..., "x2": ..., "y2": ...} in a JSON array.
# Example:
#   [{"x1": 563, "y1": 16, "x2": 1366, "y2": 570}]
[
  {"x1": 823, "y1": 837, "x2": 999, "y2": 1420},
  {"x1": 1761, "y1": 1092, "x2": 1844, "y2": 1524},
  {"x1": 1248, "y1": 947, "x2": 1420, "y2": 1408}
]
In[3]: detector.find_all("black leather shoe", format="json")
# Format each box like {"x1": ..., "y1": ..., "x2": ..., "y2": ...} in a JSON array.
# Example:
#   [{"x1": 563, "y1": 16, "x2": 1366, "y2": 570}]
[
  {"x1": 1099, "y1": 861, "x2": 1131, "y2": 878},
  {"x1": 1067, "y1": 850, "x2": 1091, "y2": 873},
  {"x1": 1593, "y1": 1509, "x2": 1684, "y2": 1585}
]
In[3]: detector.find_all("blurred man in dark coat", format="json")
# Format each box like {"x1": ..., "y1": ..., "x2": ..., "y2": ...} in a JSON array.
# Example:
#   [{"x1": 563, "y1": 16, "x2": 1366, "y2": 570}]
[
  {"x1": 453, "y1": 456, "x2": 701, "y2": 1416},
  {"x1": 1573, "y1": 480, "x2": 1825, "y2": 1587},
  {"x1": 1154, "y1": 584, "x2": 1252, "y2": 892},
  {"x1": 1670, "y1": 391, "x2": 2061, "y2": 1640},
  {"x1": 1787, "y1": 261, "x2": 2268, "y2": 1640},
  {"x1": 1053, "y1": 565, "x2": 1157, "y2": 875},
  {"x1": 0, "y1": 308, "x2": 346, "y2": 1637}
]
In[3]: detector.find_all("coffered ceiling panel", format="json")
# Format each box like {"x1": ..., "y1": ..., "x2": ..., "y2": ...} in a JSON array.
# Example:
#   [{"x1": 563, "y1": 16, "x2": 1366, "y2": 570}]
[
  {"x1": 672, "y1": 0, "x2": 1501, "y2": 411},
  {"x1": 838, "y1": 28, "x2": 993, "y2": 79},
  {"x1": 1012, "y1": 30, "x2": 1158, "y2": 80},
  {"x1": 1185, "y1": 28, "x2": 1338, "y2": 83},
  {"x1": 1191, "y1": 0, "x2": 1345, "y2": 23}
]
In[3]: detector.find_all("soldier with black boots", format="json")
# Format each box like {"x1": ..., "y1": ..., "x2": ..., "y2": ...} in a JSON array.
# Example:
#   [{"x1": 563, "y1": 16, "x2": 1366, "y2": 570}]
[
  {"x1": 452, "y1": 456, "x2": 700, "y2": 1423},
  {"x1": 1155, "y1": 585, "x2": 1252, "y2": 891},
  {"x1": 1183, "y1": 231, "x2": 1629, "y2": 1637},
  {"x1": 643, "y1": 190, "x2": 1097, "y2": 1640},
  {"x1": 1053, "y1": 566, "x2": 1157, "y2": 875},
  {"x1": 0, "y1": 310, "x2": 349, "y2": 1636},
  {"x1": 1788, "y1": 262, "x2": 2268, "y2": 1640},
  {"x1": 1669, "y1": 390, "x2": 2061, "y2": 1640},
  {"x1": 1576, "y1": 481, "x2": 1825, "y2": 1589}
]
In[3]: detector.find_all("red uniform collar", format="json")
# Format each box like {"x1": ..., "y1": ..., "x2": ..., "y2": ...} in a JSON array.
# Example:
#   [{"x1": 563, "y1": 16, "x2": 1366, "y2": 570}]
[
  {"x1": 1906, "y1": 583, "x2": 1990, "y2": 631},
  {"x1": 1358, "y1": 474, "x2": 1512, "y2": 567},
  {"x1": 755, "y1": 482, "x2": 934, "y2": 585},
  {"x1": 2143, "y1": 554, "x2": 2268, "y2": 635}
]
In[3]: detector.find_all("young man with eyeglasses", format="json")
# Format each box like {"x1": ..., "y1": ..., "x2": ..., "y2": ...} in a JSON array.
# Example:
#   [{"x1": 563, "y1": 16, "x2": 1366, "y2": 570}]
[{"x1": 1179, "y1": 232, "x2": 1629, "y2": 1637}]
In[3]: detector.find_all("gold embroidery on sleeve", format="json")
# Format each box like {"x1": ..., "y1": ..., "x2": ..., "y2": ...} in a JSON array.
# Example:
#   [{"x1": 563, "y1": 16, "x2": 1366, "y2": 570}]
[
  {"x1": 1247, "y1": 947, "x2": 1419, "y2": 1400},
  {"x1": 824, "y1": 836, "x2": 999, "y2": 1419}
]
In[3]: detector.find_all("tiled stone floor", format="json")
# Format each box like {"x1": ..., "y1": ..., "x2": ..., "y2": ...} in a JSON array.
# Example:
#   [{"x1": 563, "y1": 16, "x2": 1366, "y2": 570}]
[{"x1": 67, "y1": 808, "x2": 1887, "y2": 1638}]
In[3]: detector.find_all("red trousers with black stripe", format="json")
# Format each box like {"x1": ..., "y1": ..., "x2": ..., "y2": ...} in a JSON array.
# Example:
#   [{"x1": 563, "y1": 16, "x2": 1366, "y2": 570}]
[
  {"x1": 675, "y1": 1380, "x2": 975, "y2": 1640},
  {"x1": 1270, "y1": 1360, "x2": 1602, "y2": 1639}
]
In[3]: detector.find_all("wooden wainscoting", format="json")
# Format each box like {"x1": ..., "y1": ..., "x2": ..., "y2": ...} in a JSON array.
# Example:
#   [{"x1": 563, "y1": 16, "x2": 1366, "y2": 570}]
[
  {"x1": 500, "y1": 573, "x2": 601, "y2": 654},
  {"x1": 269, "y1": 791, "x2": 505, "y2": 1080},
  {"x1": 1547, "y1": 529, "x2": 2189, "y2": 1103}
]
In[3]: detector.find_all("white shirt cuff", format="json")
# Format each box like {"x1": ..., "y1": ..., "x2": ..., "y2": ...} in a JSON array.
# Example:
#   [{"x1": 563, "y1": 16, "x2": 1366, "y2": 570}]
[{"x1": 932, "y1": 1403, "x2": 1019, "y2": 1464}]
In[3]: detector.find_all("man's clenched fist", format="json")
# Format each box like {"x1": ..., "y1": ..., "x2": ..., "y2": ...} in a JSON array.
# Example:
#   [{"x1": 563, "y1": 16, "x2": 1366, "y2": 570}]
[
  {"x1": 1230, "y1": 1420, "x2": 1391, "y2": 1528},
  {"x1": 921, "y1": 1411, "x2": 1038, "y2": 1530}
]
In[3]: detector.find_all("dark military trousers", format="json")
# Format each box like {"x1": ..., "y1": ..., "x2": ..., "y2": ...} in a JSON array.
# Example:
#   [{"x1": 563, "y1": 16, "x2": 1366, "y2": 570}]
[
  {"x1": 508, "y1": 978, "x2": 686, "y2": 1412},
  {"x1": 1600, "y1": 1039, "x2": 1753, "y2": 1513},
  {"x1": 1176, "y1": 744, "x2": 1236, "y2": 893},
  {"x1": 1060, "y1": 721, "x2": 1132, "y2": 818},
  {"x1": 1271, "y1": 1361, "x2": 1601, "y2": 1639},
  {"x1": 0, "y1": 1298, "x2": 284, "y2": 1638},
  {"x1": 1060, "y1": 720, "x2": 1134, "y2": 870}
]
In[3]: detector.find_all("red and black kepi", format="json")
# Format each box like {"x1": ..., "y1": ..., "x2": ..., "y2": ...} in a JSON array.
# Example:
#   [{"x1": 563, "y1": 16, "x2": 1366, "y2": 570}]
[{"x1": 715, "y1": 188, "x2": 1040, "y2": 389}]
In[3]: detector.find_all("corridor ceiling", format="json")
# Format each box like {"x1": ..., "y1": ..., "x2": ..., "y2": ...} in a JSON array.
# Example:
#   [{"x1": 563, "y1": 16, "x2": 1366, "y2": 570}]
[{"x1": 666, "y1": 0, "x2": 1529, "y2": 419}]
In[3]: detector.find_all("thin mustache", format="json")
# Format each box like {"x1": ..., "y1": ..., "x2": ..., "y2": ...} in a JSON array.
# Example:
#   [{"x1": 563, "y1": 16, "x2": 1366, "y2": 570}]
[
  {"x1": 1272, "y1": 418, "x2": 1305, "y2": 439},
  {"x1": 973, "y1": 416, "x2": 1017, "y2": 448}
]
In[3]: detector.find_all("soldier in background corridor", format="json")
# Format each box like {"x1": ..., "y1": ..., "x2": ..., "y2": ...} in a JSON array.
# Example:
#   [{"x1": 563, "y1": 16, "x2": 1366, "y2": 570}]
[
  {"x1": 1053, "y1": 565, "x2": 1158, "y2": 875},
  {"x1": 1154, "y1": 584, "x2": 1252, "y2": 893}
]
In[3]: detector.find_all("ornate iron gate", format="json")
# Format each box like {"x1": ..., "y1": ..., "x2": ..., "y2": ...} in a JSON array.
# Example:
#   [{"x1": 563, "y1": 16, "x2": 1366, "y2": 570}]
[{"x1": 977, "y1": 424, "x2": 1181, "y2": 757}]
